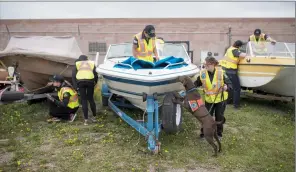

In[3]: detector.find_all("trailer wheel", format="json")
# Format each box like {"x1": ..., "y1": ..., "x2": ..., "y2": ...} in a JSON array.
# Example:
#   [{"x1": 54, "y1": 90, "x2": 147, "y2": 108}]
[{"x1": 161, "y1": 92, "x2": 183, "y2": 134}]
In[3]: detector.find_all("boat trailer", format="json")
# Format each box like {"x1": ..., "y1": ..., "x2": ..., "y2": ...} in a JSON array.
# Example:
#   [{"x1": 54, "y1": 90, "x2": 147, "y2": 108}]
[{"x1": 101, "y1": 83, "x2": 183, "y2": 154}]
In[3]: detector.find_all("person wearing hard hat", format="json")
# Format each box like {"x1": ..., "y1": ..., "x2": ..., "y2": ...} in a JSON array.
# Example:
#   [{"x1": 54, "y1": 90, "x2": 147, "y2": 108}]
[
  {"x1": 219, "y1": 40, "x2": 248, "y2": 109},
  {"x1": 46, "y1": 74, "x2": 79, "y2": 122},
  {"x1": 248, "y1": 29, "x2": 276, "y2": 54},
  {"x1": 72, "y1": 55, "x2": 98, "y2": 125},
  {"x1": 132, "y1": 25, "x2": 159, "y2": 63},
  {"x1": 194, "y1": 56, "x2": 232, "y2": 140}
]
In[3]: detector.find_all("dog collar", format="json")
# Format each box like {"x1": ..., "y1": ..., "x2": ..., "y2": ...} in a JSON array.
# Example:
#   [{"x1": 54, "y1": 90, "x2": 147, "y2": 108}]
[{"x1": 187, "y1": 87, "x2": 197, "y2": 93}]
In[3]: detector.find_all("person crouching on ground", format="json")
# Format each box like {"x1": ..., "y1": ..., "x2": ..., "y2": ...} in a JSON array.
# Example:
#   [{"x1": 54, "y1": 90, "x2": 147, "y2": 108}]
[
  {"x1": 194, "y1": 56, "x2": 232, "y2": 140},
  {"x1": 46, "y1": 74, "x2": 79, "y2": 122}
]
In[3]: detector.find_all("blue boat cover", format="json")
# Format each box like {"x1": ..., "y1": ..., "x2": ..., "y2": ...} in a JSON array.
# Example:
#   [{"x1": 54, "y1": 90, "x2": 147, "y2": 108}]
[{"x1": 113, "y1": 56, "x2": 188, "y2": 70}]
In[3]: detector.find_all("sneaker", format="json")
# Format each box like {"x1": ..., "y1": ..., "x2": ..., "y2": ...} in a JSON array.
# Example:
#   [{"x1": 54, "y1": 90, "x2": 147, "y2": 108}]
[
  {"x1": 89, "y1": 116, "x2": 97, "y2": 123},
  {"x1": 51, "y1": 117, "x2": 61, "y2": 122},
  {"x1": 84, "y1": 120, "x2": 88, "y2": 126},
  {"x1": 69, "y1": 113, "x2": 77, "y2": 123}
]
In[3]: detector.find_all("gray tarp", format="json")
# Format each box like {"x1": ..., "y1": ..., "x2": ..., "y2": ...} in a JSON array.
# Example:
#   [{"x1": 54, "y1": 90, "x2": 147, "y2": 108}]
[
  {"x1": 0, "y1": 36, "x2": 83, "y2": 91},
  {"x1": 0, "y1": 36, "x2": 82, "y2": 65}
]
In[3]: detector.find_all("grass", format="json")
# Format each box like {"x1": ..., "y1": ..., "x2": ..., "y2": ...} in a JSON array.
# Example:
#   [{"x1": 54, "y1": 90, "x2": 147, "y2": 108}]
[{"x1": 0, "y1": 83, "x2": 295, "y2": 172}]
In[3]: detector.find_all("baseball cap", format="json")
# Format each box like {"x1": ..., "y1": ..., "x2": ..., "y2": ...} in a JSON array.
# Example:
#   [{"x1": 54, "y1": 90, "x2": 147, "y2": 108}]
[
  {"x1": 233, "y1": 40, "x2": 244, "y2": 48},
  {"x1": 50, "y1": 74, "x2": 64, "y2": 83},
  {"x1": 144, "y1": 25, "x2": 156, "y2": 37},
  {"x1": 254, "y1": 29, "x2": 261, "y2": 36}
]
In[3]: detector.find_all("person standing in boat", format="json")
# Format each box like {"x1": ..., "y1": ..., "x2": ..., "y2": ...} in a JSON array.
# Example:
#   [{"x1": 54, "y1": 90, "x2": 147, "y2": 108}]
[
  {"x1": 219, "y1": 40, "x2": 248, "y2": 109},
  {"x1": 46, "y1": 74, "x2": 79, "y2": 122},
  {"x1": 72, "y1": 55, "x2": 98, "y2": 125},
  {"x1": 248, "y1": 29, "x2": 277, "y2": 54},
  {"x1": 194, "y1": 56, "x2": 232, "y2": 140},
  {"x1": 132, "y1": 25, "x2": 160, "y2": 63}
]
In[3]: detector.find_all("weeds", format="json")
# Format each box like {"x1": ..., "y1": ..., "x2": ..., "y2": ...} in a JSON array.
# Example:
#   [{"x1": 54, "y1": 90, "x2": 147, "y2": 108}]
[{"x1": 0, "y1": 96, "x2": 294, "y2": 172}]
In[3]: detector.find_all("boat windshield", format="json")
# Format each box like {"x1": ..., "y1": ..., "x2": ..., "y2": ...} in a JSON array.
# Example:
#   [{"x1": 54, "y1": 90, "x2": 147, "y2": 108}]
[
  {"x1": 246, "y1": 41, "x2": 295, "y2": 58},
  {"x1": 106, "y1": 42, "x2": 190, "y2": 61}
]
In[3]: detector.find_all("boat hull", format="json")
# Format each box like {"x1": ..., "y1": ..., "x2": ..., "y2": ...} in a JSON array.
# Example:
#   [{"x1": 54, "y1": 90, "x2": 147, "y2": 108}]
[
  {"x1": 103, "y1": 76, "x2": 187, "y2": 110},
  {"x1": 238, "y1": 57, "x2": 295, "y2": 97},
  {"x1": 98, "y1": 64, "x2": 199, "y2": 110},
  {"x1": 1, "y1": 55, "x2": 74, "y2": 92}
]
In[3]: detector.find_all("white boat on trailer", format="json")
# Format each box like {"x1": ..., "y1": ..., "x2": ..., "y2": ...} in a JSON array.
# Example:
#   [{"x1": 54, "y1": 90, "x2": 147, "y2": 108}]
[
  {"x1": 96, "y1": 42, "x2": 199, "y2": 153},
  {"x1": 97, "y1": 43, "x2": 199, "y2": 110}
]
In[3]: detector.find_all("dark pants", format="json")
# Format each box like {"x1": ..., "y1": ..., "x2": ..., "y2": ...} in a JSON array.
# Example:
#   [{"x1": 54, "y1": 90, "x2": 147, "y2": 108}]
[
  {"x1": 49, "y1": 99, "x2": 79, "y2": 120},
  {"x1": 223, "y1": 68, "x2": 241, "y2": 108},
  {"x1": 78, "y1": 81, "x2": 96, "y2": 120},
  {"x1": 226, "y1": 73, "x2": 241, "y2": 108},
  {"x1": 200, "y1": 101, "x2": 226, "y2": 137}
]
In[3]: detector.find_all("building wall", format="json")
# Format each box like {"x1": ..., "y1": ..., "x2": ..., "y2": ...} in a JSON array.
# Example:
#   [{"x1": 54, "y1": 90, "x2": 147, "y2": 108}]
[{"x1": 0, "y1": 18, "x2": 295, "y2": 65}]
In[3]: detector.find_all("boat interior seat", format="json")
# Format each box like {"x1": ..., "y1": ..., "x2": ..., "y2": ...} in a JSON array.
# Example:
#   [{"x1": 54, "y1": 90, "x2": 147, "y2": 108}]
[{"x1": 113, "y1": 56, "x2": 188, "y2": 70}]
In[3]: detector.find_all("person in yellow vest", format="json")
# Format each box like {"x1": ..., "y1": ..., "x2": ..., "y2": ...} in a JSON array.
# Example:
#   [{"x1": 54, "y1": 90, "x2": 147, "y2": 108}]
[
  {"x1": 132, "y1": 25, "x2": 159, "y2": 63},
  {"x1": 46, "y1": 75, "x2": 79, "y2": 122},
  {"x1": 220, "y1": 40, "x2": 248, "y2": 109},
  {"x1": 194, "y1": 56, "x2": 232, "y2": 140},
  {"x1": 248, "y1": 29, "x2": 277, "y2": 54},
  {"x1": 72, "y1": 55, "x2": 98, "y2": 125}
]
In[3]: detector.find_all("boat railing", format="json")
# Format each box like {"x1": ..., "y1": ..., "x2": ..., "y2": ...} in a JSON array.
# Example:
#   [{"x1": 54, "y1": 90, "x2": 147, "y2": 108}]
[
  {"x1": 284, "y1": 43, "x2": 295, "y2": 58},
  {"x1": 246, "y1": 41, "x2": 295, "y2": 58}
]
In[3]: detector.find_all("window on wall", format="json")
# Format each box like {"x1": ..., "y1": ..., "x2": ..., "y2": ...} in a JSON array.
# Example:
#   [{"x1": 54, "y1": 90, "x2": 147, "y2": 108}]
[{"x1": 88, "y1": 42, "x2": 107, "y2": 54}]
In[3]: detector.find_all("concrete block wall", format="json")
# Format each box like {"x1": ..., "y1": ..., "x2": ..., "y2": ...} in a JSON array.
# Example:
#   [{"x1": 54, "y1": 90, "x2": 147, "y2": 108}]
[{"x1": 0, "y1": 18, "x2": 294, "y2": 65}]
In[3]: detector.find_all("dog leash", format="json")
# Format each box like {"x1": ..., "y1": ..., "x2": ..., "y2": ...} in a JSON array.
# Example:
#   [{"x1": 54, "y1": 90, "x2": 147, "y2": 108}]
[{"x1": 208, "y1": 86, "x2": 224, "y2": 112}]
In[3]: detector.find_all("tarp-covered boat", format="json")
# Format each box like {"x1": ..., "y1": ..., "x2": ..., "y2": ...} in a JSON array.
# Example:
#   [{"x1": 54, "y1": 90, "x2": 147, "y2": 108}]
[{"x1": 0, "y1": 36, "x2": 82, "y2": 93}]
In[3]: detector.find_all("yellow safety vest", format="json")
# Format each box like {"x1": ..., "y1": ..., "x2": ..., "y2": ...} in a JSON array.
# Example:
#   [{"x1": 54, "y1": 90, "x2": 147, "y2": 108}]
[
  {"x1": 200, "y1": 67, "x2": 228, "y2": 103},
  {"x1": 219, "y1": 46, "x2": 240, "y2": 69},
  {"x1": 249, "y1": 34, "x2": 267, "y2": 53},
  {"x1": 58, "y1": 87, "x2": 79, "y2": 109},
  {"x1": 76, "y1": 61, "x2": 95, "y2": 80},
  {"x1": 249, "y1": 34, "x2": 266, "y2": 43},
  {"x1": 134, "y1": 32, "x2": 155, "y2": 63}
]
